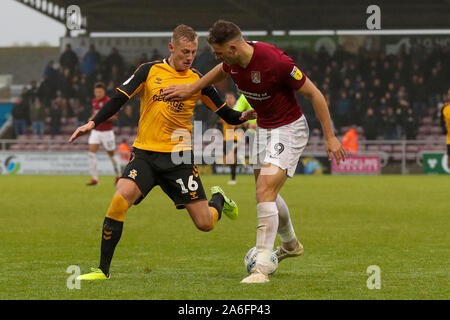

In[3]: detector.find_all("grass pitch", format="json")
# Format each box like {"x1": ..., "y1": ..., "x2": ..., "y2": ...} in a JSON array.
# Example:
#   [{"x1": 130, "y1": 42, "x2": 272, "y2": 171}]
[{"x1": 0, "y1": 174, "x2": 448, "y2": 300}]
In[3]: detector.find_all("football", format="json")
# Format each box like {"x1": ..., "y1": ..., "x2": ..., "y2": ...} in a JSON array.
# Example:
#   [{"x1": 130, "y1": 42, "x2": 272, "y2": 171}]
[{"x1": 244, "y1": 247, "x2": 278, "y2": 275}]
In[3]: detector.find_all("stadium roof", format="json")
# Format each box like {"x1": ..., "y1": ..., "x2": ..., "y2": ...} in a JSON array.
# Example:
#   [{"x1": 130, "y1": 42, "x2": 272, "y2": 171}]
[{"x1": 15, "y1": 0, "x2": 450, "y2": 34}]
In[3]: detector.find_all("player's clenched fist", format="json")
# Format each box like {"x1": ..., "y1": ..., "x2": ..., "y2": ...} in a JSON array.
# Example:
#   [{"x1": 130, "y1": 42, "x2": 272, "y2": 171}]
[{"x1": 68, "y1": 120, "x2": 95, "y2": 143}]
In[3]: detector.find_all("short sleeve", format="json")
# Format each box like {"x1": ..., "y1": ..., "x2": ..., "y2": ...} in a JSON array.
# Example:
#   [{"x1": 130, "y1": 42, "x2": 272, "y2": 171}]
[
  {"x1": 116, "y1": 62, "x2": 153, "y2": 98},
  {"x1": 278, "y1": 52, "x2": 306, "y2": 90}
]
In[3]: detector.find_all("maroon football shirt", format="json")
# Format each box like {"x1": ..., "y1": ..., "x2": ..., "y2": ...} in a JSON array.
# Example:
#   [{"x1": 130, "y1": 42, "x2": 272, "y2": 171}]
[
  {"x1": 222, "y1": 41, "x2": 307, "y2": 128},
  {"x1": 91, "y1": 95, "x2": 113, "y2": 131}
]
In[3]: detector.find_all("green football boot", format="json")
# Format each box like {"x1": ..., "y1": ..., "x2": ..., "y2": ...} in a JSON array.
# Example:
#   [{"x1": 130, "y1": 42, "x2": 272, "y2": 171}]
[
  {"x1": 210, "y1": 186, "x2": 238, "y2": 220},
  {"x1": 77, "y1": 267, "x2": 109, "y2": 281}
]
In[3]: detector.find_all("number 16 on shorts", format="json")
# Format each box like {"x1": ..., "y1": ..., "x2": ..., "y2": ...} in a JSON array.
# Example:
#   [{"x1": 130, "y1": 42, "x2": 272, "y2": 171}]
[{"x1": 176, "y1": 175, "x2": 198, "y2": 194}]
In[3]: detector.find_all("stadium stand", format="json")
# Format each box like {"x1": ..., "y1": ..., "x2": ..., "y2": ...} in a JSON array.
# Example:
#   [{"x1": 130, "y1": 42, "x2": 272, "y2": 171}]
[{"x1": 1, "y1": 4, "x2": 448, "y2": 164}]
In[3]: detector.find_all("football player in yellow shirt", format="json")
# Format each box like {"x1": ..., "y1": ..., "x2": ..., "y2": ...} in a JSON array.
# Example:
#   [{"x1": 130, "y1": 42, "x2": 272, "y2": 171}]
[
  {"x1": 69, "y1": 25, "x2": 254, "y2": 280},
  {"x1": 218, "y1": 92, "x2": 245, "y2": 184},
  {"x1": 441, "y1": 95, "x2": 450, "y2": 168}
]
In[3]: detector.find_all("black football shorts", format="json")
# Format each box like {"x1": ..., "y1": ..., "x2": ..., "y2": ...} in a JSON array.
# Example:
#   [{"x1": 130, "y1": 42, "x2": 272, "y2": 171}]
[{"x1": 121, "y1": 148, "x2": 207, "y2": 208}]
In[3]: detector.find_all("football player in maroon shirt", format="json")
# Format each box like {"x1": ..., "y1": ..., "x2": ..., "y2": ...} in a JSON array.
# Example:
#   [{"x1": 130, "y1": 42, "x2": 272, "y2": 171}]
[{"x1": 163, "y1": 20, "x2": 345, "y2": 283}]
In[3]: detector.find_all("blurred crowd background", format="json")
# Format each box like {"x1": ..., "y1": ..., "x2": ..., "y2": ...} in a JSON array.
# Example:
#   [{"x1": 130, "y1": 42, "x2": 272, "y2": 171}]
[{"x1": 10, "y1": 40, "x2": 449, "y2": 142}]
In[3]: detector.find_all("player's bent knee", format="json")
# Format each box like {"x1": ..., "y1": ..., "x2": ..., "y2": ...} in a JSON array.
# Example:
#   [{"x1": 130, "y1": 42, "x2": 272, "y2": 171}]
[
  {"x1": 197, "y1": 222, "x2": 214, "y2": 232},
  {"x1": 116, "y1": 179, "x2": 142, "y2": 205},
  {"x1": 193, "y1": 214, "x2": 215, "y2": 232}
]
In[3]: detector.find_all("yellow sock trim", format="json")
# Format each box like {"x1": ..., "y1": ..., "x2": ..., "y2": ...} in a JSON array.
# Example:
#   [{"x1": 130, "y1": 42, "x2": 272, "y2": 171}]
[
  {"x1": 207, "y1": 206, "x2": 219, "y2": 231},
  {"x1": 105, "y1": 193, "x2": 129, "y2": 222}
]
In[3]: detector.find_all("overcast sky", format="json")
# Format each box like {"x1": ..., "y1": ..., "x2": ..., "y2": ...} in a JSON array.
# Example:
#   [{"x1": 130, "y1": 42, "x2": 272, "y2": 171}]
[{"x1": 0, "y1": 0, "x2": 66, "y2": 47}]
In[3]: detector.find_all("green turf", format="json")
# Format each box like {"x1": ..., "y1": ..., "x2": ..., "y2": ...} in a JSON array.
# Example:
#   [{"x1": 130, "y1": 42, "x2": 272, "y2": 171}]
[{"x1": 0, "y1": 174, "x2": 449, "y2": 300}]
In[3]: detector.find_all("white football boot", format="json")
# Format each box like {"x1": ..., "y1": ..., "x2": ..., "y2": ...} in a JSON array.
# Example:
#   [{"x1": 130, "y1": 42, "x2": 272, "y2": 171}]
[
  {"x1": 240, "y1": 267, "x2": 270, "y2": 284},
  {"x1": 274, "y1": 241, "x2": 304, "y2": 263}
]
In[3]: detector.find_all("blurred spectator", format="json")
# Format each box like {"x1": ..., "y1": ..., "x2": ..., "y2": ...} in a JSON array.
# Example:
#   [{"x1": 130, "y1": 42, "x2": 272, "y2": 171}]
[
  {"x1": 139, "y1": 53, "x2": 149, "y2": 65},
  {"x1": 26, "y1": 80, "x2": 39, "y2": 104},
  {"x1": 411, "y1": 75, "x2": 428, "y2": 116},
  {"x1": 362, "y1": 108, "x2": 378, "y2": 140},
  {"x1": 394, "y1": 104, "x2": 405, "y2": 139},
  {"x1": 59, "y1": 44, "x2": 79, "y2": 73},
  {"x1": 30, "y1": 98, "x2": 46, "y2": 136},
  {"x1": 106, "y1": 80, "x2": 116, "y2": 97},
  {"x1": 49, "y1": 100, "x2": 63, "y2": 136},
  {"x1": 342, "y1": 127, "x2": 359, "y2": 155},
  {"x1": 118, "y1": 104, "x2": 137, "y2": 128},
  {"x1": 404, "y1": 108, "x2": 418, "y2": 139},
  {"x1": 12, "y1": 96, "x2": 29, "y2": 137},
  {"x1": 334, "y1": 91, "x2": 352, "y2": 129},
  {"x1": 118, "y1": 138, "x2": 131, "y2": 171},
  {"x1": 105, "y1": 47, "x2": 124, "y2": 74},
  {"x1": 81, "y1": 44, "x2": 101, "y2": 76},
  {"x1": 19, "y1": 87, "x2": 31, "y2": 125},
  {"x1": 78, "y1": 74, "x2": 91, "y2": 105},
  {"x1": 150, "y1": 48, "x2": 162, "y2": 61},
  {"x1": 427, "y1": 66, "x2": 444, "y2": 108},
  {"x1": 193, "y1": 46, "x2": 214, "y2": 73},
  {"x1": 109, "y1": 65, "x2": 121, "y2": 85},
  {"x1": 60, "y1": 68, "x2": 74, "y2": 99},
  {"x1": 352, "y1": 92, "x2": 364, "y2": 125},
  {"x1": 44, "y1": 60, "x2": 60, "y2": 87},
  {"x1": 38, "y1": 75, "x2": 56, "y2": 107},
  {"x1": 76, "y1": 103, "x2": 91, "y2": 128},
  {"x1": 382, "y1": 107, "x2": 398, "y2": 140}
]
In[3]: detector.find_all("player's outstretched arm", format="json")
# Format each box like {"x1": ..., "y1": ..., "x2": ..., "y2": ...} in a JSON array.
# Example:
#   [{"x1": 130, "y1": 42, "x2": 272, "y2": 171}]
[
  {"x1": 298, "y1": 78, "x2": 346, "y2": 164},
  {"x1": 68, "y1": 121, "x2": 95, "y2": 143},
  {"x1": 162, "y1": 63, "x2": 228, "y2": 100},
  {"x1": 68, "y1": 91, "x2": 128, "y2": 143}
]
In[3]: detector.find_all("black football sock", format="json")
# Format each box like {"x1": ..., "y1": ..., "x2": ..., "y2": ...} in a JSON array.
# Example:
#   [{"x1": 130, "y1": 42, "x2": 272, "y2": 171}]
[
  {"x1": 99, "y1": 217, "x2": 123, "y2": 276},
  {"x1": 208, "y1": 193, "x2": 225, "y2": 220}
]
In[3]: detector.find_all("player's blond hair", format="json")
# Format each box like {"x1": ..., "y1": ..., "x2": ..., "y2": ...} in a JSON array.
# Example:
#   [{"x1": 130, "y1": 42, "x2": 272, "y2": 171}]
[{"x1": 172, "y1": 24, "x2": 198, "y2": 44}]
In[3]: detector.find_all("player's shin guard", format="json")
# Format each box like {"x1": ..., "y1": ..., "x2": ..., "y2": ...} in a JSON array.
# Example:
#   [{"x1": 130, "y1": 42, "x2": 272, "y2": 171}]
[
  {"x1": 206, "y1": 207, "x2": 219, "y2": 231},
  {"x1": 208, "y1": 193, "x2": 224, "y2": 220},
  {"x1": 255, "y1": 202, "x2": 279, "y2": 274},
  {"x1": 276, "y1": 194, "x2": 296, "y2": 243},
  {"x1": 99, "y1": 194, "x2": 128, "y2": 275},
  {"x1": 88, "y1": 152, "x2": 98, "y2": 181}
]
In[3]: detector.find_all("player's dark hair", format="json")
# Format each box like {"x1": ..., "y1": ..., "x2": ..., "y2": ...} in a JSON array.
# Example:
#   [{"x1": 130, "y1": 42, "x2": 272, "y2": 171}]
[
  {"x1": 172, "y1": 24, "x2": 198, "y2": 43},
  {"x1": 94, "y1": 82, "x2": 106, "y2": 90},
  {"x1": 207, "y1": 20, "x2": 242, "y2": 45}
]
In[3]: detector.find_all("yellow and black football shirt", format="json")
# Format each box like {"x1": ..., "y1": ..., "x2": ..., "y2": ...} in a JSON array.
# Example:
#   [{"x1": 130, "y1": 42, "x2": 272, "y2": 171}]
[
  {"x1": 443, "y1": 104, "x2": 450, "y2": 145},
  {"x1": 117, "y1": 59, "x2": 225, "y2": 152}
]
